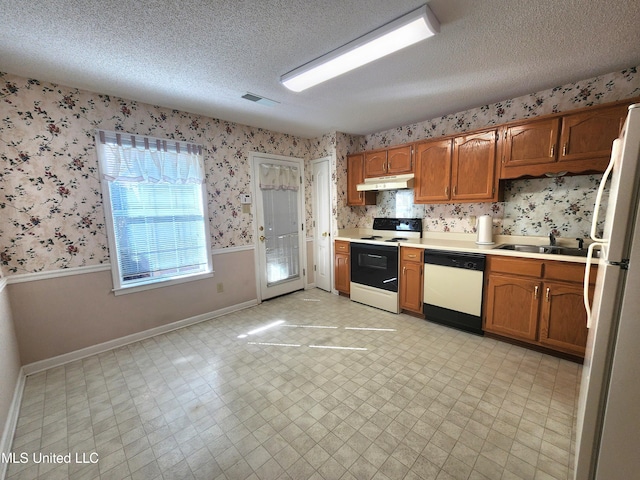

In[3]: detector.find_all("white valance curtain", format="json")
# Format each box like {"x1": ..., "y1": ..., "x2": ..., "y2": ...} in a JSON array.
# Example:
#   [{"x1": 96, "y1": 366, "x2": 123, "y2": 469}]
[
  {"x1": 98, "y1": 130, "x2": 204, "y2": 184},
  {"x1": 259, "y1": 163, "x2": 299, "y2": 191}
]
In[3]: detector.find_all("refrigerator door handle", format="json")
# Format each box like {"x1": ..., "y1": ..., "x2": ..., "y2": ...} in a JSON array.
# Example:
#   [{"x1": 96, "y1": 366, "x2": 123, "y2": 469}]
[
  {"x1": 590, "y1": 139, "x2": 620, "y2": 243},
  {"x1": 584, "y1": 242, "x2": 601, "y2": 329}
]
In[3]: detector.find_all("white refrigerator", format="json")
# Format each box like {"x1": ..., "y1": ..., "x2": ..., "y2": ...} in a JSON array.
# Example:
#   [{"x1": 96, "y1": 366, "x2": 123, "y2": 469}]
[{"x1": 575, "y1": 103, "x2": 640, "y2": 479}]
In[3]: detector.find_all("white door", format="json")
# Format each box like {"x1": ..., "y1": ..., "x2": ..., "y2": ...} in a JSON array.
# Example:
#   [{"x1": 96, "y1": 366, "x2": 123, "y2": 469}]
[
  {"x1": 252, "y1": 153, "x2": 305, "y2": 300},
  {"x1": 312, "y1": 157, "x2": 331, "y2": 291}
]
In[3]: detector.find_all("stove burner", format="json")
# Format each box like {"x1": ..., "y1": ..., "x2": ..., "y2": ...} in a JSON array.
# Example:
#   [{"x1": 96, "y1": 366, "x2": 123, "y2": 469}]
[
  {"x1": 387, "y1": 237, "x2": 408, "y2": 242},
  {"x1": 360, "y1": 235, "x2": 383, "y2": 240}
]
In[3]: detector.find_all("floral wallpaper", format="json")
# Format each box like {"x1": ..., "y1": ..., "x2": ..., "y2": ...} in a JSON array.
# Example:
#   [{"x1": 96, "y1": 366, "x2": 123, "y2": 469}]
[
  {"x1": 336, "y1": 66, "x2": 640, "y2": 239},
  {"x1": 2, "y1": 66, "x2": 639, "y2": 276},
  {"x1": 0, "y1": 73, "x2": 327, "y2": 275}
]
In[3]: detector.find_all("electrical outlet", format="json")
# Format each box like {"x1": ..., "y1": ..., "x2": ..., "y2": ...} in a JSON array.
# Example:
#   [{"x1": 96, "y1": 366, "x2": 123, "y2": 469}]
[
  {"x1": 216, "y1": 282, "x2": 224, "y2": 293},
  {"x1": 470, "y1": 215, "x2": 477, "y2": 227}
]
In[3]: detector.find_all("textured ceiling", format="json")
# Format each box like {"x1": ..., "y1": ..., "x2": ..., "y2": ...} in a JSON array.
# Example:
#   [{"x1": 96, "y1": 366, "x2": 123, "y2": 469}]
[{"x1": 1, "y1": 0, "x2": 639, "y2": 138}]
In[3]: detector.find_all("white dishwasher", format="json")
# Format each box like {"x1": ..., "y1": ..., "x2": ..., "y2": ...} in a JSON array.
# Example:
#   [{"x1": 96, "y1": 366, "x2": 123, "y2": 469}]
[{"x1": 423, "y1": 250, "x2": 486, "y2": 335}]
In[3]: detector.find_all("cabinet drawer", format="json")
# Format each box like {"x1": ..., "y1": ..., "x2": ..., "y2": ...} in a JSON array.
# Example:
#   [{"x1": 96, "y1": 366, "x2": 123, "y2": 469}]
[
  {"x1": 401, "y1": 247, "x2": 423, "y2": 262},
  {"x1": 335, "y1": 240, "x2": 350, "y2": 253},
  {"x1": 488, "y1": 256, "x2": 543, "y2": 277},
  {"x1": 545, "y1": 261, "x2": 597, "y2": 284}
]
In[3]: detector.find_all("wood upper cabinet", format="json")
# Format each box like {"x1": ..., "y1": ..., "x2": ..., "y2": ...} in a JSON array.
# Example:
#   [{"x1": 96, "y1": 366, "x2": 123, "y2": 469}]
[
  {"x1": 387, "y1": 145, "x2": 413, "y2": 175},
  {"x1": 334, "y1": 240, "x2": 350, "y2": 294},
  {"x1": 414, "y1": 131, "x2": 499, "y2": 204},
  {"x1": 364, "y1": 145, "x2": 413, "y2": 178},
  {"x1": 502, "y1": 117, "x2": 560, "y2": 169},
  {"x1": 414, "y1": 139, "x2": 452, "y2": 203},
  {"x1": 399, "y1": 247, "x2": 423, "y2": 314},
  {"x1": 500, "y1": 102, "x2": 630, "y2": 179},
  {"x1": 484, "y1": 255, "x2": 597, "y2": 358},
  {"x1": 347, "y1": 153, "x2": 375, "y2": 206},
  {"x1": 364, "y1": 150, "x2": 387, "y2": 177},
  {"x1": 451, "y1": 129, "x2": 499, "y2": 202},
  {"x1": 559, "y1": 103, "x2": 628, "y2": 163}
]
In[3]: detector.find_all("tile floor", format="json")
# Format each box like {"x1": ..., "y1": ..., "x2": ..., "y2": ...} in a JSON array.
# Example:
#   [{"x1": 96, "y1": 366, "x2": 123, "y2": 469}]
[{"x1": 6, "y1": 289, "x2": 581, "y2": 480}]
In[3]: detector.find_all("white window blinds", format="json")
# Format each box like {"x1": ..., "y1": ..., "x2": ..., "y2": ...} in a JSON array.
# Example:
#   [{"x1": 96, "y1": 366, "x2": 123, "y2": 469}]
[{"x1": 96, "y1": 131, "x2": 212, "y2": 292}]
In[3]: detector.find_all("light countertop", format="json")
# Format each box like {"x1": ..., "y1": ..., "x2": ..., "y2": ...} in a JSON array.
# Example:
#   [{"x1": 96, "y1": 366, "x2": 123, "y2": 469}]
[{"x1": 335, "y1": 230, "x2": 595, "y2": 264}]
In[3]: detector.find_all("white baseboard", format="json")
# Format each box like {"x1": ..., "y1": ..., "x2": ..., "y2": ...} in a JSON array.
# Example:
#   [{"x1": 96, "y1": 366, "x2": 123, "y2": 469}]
[
  {"x1": 22, "y1": 299, "x2": 258, "y2": 376},
  {"x1": 0, "y1": 367, "x2": 25, "y2": 480}
]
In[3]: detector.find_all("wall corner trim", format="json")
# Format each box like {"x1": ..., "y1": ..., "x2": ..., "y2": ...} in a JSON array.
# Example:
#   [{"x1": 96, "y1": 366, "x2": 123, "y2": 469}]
[
  {"x1": 0, "y1": 367, "x2": 26, "y2": 480},
  {"x1": 22, "y1": 299, "x2": 258, "y2": 376}
]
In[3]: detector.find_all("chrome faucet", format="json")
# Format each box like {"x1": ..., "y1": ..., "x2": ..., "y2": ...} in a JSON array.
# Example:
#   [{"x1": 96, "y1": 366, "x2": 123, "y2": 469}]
[
  {"x1": 576, "y1": 237, "x2": 585, "y2": 250},
  {"x1": 549, "y1": 232, "x2": 556, "y2": 246}
]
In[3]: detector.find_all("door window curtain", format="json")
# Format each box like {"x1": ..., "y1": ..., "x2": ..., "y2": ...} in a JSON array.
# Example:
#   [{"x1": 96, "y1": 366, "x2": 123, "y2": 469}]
[
  {"x1": 259, "y1": 163, "x2": 300, "y2": 191},
  {"x1": 96, "y1": 130, "x2": 212, "y2": 293},
  {"x1": 259, "y1": 163, "x2": 300, "y2": 286}
]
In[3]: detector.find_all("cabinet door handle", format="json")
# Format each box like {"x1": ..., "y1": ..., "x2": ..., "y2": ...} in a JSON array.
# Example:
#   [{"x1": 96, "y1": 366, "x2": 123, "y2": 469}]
[
  {"x1": 453, "y1": 185, "x2": 457, "y2": 196},
  {"x1": 534, "y1": 285, "x2": 539, "y2": 299},
  {"x1": 445, "y1": 186, "x2": 449, "y2": 197},
  {"x1": 403, "y1": 266, "x2": 406, "y2": 275},
  {"x1": 408, "y1": 254, "x2": 416, "y2": 259},
  {"x1": 546, "y1": 287, "x2": 550, "y2": 302},
  {"x1": 562, "y1": 143, "x2": 567, "y2": 156},
  {"x1": 550, "y1": 144, "x2": 555, "y2": 157}
]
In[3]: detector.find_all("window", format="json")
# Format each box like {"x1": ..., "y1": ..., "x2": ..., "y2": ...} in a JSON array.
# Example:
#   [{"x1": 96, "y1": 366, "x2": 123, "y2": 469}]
[{"x1": 95, "y1": 131, "x2": 212, "y2": 293}]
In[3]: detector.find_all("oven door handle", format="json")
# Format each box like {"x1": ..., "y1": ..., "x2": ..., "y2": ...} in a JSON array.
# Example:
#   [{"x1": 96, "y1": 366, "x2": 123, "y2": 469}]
[
  {"x1": 366, "y1": 254, "x2": 383, "y2": 258},
  {"x1": 382, "y1": 277, "x2": 397, "y2": 284}
]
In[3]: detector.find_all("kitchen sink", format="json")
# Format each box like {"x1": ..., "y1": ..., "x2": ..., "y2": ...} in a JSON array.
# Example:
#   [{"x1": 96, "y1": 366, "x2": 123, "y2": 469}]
[{"x1": 495, "y1": 244, "x2": 600, "y2": 258}]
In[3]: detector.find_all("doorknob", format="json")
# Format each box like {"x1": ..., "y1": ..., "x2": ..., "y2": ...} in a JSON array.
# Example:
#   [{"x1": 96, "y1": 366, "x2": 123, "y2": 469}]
[
  {"x1": 259, "y1": 235, "x2": 266, "y2": 242},
  {"x1": 259, "y1": 226, "x2": 264, "y2": 231},
  {"x1": 322, "y1": 232, "x2": 328, "y2": 237}
]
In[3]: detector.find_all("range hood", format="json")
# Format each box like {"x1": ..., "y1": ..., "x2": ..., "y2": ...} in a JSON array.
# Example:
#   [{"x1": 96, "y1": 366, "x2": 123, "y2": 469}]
[{"x1": 356, "y1": 173, "x2": 415, "y2": 192}]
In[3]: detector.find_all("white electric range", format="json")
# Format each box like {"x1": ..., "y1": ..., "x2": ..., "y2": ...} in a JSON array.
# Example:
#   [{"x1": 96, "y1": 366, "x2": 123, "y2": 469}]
[{"x1": 349, "y1": 218, "x2": 422, "y2": 313}]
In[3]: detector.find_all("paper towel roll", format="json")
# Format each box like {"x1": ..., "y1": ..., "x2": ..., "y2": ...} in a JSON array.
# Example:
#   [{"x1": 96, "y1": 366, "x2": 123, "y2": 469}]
[{"x1": 476, "y1": 215, "x2": 494, "y2": 244}]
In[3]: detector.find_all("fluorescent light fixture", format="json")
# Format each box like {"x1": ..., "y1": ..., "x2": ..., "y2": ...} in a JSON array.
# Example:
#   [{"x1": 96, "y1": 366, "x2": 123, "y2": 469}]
[{"x1": 281, "y1": 4, "x2": 439, "y2": 92}]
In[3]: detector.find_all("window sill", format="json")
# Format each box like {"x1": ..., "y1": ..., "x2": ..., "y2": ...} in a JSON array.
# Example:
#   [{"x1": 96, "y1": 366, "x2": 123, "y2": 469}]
[{"x1": 112, "y1": 271, "x2": 214, "y2": 296}]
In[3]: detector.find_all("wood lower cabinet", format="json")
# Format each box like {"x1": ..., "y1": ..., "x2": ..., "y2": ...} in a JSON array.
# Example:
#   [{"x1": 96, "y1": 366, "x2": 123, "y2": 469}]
[
  {"x1": 347, "y1": 153, "x2": 375, "y2": 206},
  {"x1": 539, "y1": 281, "x2": 591, "y2": 355},
  {"x1": 334, "y1": 240, "x2": 350, "y2": 294},
  {"x1": 484, "y1": 255, "x2": 596, "y2": 358},
  {"x1": 399, "y1": 247, "x2": 423, "y2": 314},
  {"x1": 485, "y1": 274, "x2": 541, "y2": 341}
]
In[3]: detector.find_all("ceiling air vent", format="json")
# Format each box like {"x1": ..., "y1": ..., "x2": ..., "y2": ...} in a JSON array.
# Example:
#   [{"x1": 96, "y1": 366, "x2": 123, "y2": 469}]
[{"x1": 241, "y1": 93, "x2": 279, "y2": 107}]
